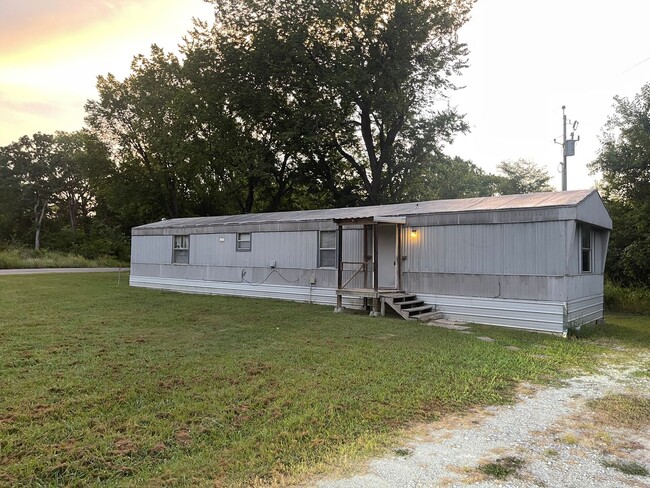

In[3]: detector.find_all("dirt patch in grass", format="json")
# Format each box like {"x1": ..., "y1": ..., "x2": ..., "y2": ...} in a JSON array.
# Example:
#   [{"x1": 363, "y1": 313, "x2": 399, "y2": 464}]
[{"x1": 588, "y1": 393, "x2": 650, "y2": 430}]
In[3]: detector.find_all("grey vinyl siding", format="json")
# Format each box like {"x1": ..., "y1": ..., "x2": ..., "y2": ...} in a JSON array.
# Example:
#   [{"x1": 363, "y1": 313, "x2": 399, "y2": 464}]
[
  {"x1": 576, "y1": 191, "x2": 612, "y2": 229},
  {"x1": 402, "y1": 221, "x2": 565, "y2": 276},
  {"x1": 131, "y1": 236, "x2": 172, "y2": 265},
  {"x1": 401, "y1": 273, "x2": 568, "y2": 301},
  {"x1": 251, "y1": 231, "x2": 318, "y2": 268},
  {"x1": 567, "y1": 295, "x2": 604, "y2": 326}
]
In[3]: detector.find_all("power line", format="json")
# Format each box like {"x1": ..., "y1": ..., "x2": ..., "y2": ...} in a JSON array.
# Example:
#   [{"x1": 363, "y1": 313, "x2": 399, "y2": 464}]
[{"x1": 618, "y1": 55, "x2": 650, "y2": 76}]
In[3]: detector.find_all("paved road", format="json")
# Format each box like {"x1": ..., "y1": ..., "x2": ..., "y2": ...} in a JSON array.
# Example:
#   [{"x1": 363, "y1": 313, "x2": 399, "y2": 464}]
[{"x1": 0, "y1": 268, "x2": 128, "y2": 275}]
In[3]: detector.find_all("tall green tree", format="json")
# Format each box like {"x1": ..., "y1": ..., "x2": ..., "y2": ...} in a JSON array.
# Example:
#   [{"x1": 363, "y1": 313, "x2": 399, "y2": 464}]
[
  {"x1": 590, "y1": 83, "x2": 650, "y2": 285},
  {"x1": 200, "y1": 0, "x2": 473, "y2": 205},
  {"x1": 85, "y1": 47, "x2": 196, "y2": 220},
  {"x1": 495, "y1": 159, "x2": 554, "y2": 195},
  {"x1": 0, "y1": 131, "x2": 114, "y2": 251},
  {"x1": 0, "y1": 134, "x2": 61, "y2": 250}
]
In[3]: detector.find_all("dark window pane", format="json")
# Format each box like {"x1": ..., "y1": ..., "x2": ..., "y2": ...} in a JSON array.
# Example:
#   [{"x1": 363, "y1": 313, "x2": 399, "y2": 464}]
[
  {"x1": 582, "y1": 250, "x2": 591, "y2": 272},
  {"x1": 174, "y1": 249, "x2": 189, "y2": 264},
  {"x1": 320, "y1": 249, "x2": 336, "y2": 268},
  {"x1": 236, "y1": 233, "x2": 251, "y2": 251}
]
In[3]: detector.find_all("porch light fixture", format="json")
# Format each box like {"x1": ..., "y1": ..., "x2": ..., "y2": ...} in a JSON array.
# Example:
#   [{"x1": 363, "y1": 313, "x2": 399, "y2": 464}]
[{"x1": 410, "y1": 228, "x2": 417, "y2": 238}]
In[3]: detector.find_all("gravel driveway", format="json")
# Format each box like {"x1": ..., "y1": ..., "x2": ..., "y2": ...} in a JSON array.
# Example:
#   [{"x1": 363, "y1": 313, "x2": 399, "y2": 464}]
[{"x1": 316, "y1": 359, "x2": 649, "y2": 488}]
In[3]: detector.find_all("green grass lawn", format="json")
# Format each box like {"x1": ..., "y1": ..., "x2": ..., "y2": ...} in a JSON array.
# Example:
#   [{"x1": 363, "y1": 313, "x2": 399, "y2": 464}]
[{"x1": 0, "y1": 274, "x2": 647, "y2": 486}]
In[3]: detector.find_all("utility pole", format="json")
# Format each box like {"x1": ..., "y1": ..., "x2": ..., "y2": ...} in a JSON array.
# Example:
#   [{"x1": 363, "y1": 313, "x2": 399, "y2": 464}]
[
  {"x1": 555, "y1": 105, "x2": 579, "y2": 191},
  {"x1": 562, "y1": 106, "x2": 568, "y2": 191}
]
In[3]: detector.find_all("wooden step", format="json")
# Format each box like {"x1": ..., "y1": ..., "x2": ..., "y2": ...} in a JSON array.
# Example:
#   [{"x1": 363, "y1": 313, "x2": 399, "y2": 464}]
[
  {"x1": 381, "y1": 291, "x2": 442, "y2": 322},
  {"x1": 405, "y1": 304, "x2": 433, "y2": 315},
  {"x1": 390, "y1": 295, "x2": 417, "y2": 303},
  {"x1": 413, "y1": 311, "x2": 444, "y2": 322}
]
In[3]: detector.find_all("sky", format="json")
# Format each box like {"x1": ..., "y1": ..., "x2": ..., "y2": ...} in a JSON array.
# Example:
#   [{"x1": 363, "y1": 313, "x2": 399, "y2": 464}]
[{"x1": 1, "y1": 0, "x2": 649, "y2": 191}]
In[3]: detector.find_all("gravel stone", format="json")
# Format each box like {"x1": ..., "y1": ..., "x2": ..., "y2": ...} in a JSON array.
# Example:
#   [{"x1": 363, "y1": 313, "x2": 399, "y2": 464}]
[{"x1": 316, "y1": 359, "x2": 650, "y2": 488}]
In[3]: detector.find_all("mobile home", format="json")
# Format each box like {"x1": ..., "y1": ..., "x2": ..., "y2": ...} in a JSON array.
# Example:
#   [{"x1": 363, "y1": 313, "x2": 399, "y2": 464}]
[{"x1": 130, "y1": 189, "x2": 611, "y2": 334}]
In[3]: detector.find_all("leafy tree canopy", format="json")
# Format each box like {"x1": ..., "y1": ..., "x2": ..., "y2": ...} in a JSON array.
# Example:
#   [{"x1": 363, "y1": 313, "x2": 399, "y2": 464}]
[
  {"x1": 496, "y1": 159, "x2": 554, "y2": 195},
  {"x1": 194, "y1": 0, "x2": 474, "y2": 205},
  {"x1": 590, "y1": 83, "x2": 650, "y2": 285}
]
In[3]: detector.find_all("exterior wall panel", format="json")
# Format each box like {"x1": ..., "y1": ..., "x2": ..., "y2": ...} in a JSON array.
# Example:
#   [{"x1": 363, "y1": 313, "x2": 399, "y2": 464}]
[
  {"x1": 567, "y1": 295, "x2": 604, "y2": 326},
  {"x1": 131, "y1": 236, "x2": 172, "y2": 265},
  {"x1": 405, "y1": 292, "x2": 566, "y2": 333},
  {"x1": 576, "y1": 191, "x2": 613, "y2": 229},
  {"x1": 403, "y1": 222, "x2": 565, "y2": 276},
  {"x1": 130, "y1": 275, "x2": 364, "y2": 309},
  {"x1": 402, "y1": 272, "x2": 567, "y2": 301}
]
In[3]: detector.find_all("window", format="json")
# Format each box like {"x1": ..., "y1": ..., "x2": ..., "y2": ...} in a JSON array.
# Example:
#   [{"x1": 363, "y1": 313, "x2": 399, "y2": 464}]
[
  {"x1": 173, "y1": 235, "x2": 189, "y2": 264},
  {"x1": 236, "y1": 232, "x2": 251, "y2": 252},
  {"x1": 318, "y1": 230, "x2": 336, "y2": 268},
  {"x1": 580, "y1": 225, "x2": 592, "y2": 273}
]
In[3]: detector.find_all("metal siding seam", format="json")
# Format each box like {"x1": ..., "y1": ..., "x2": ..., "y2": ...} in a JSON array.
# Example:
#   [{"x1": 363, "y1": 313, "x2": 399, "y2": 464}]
[
  {"x1": 415, "y1": 292, "x2": 565, "y2": 333},
  {"x1": 129, "y1": 276, "x2": 365, "y2": 309}
]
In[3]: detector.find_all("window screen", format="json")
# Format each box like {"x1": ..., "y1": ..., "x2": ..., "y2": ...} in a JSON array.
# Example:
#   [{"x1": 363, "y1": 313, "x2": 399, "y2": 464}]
[
  {"x1": 173, "y1": 235, "x2": 189, "y2": 264},
  {"x1": 319, "y1": 230, "x2": 336, "y2": 268},
  {"x1": 236, "y1": 233, "x2": 251, "y2": 251}
]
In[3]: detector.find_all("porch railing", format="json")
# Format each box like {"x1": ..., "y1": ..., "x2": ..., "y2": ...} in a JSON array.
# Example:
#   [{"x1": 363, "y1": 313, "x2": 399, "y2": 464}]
[{"x1": 339, "y1": 261, "x2": 368, "y2": 289}]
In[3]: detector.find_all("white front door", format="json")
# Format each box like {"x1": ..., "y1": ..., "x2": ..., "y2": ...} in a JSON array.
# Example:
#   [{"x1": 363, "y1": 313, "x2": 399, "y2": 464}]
[{"x1": 377, "y1": 224, "x2": 396, "y2": 289}]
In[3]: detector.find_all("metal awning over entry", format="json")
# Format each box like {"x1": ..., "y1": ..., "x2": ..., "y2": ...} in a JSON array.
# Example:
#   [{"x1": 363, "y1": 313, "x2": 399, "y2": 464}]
[{"x1": 333, "y1": 216, "x2": 405, "y2": 314}]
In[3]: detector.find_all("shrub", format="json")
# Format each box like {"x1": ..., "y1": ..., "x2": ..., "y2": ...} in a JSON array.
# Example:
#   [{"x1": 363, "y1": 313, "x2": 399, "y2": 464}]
[{"x1": 604, "y1": 282, "x2": 650, "y2": 314}]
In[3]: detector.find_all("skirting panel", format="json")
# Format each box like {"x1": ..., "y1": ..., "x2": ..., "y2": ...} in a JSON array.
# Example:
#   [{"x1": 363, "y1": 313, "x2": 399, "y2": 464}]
[
  {"x1": 129, "y1": 275, "x2": 365, "y2": 309},
  {"x1": 130, "y1": 276, "x2": 593, "y2": 334},
  {"x1": 416, "y1": 293, "x2": 567, "y2": 333},
  {"x1": 567, "y1": 295, "x2": 604, "y2": 327}
]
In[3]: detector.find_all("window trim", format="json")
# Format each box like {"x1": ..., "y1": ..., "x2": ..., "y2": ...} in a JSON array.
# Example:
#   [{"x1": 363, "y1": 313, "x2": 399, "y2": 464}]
[
  {"x1": 580, "y1": 224, "x2": 593, "y2": 274},
  {"x1": 236, "y1": 232, "x2": 252, "y2": 252},
  {"x1": 172, "y1": 235, "x2": 190, "y2": 265},
  {"x1": 318, "y1": 230, "x2": 337, "y2": 268}
]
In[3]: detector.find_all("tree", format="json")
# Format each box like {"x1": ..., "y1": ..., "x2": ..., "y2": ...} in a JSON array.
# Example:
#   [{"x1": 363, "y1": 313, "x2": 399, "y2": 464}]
[
  {"x1": 85, "y1": 47, "x2": 196, "y2": 220},
  {"x1": 0, "y1": 131, "x2": 116, "y2": 253},
  {"x1": 0, "y1": 134, "x2": 63, "y2": 250},
  {"x1": 495, "y1": 159, "x2": 554, "y2": 195},
  {"x1": 0, "y1": 152, "x2": 26, "y2": 242},
  {"x1": 590, "y1": 83, "x2": 650, "y2": 285},
  {"x1": 200, "y1": 0, "x2": 473, "y2": 205},
  {"x1": 53, "y1": 131, "x2": 112, "y2": 234}
]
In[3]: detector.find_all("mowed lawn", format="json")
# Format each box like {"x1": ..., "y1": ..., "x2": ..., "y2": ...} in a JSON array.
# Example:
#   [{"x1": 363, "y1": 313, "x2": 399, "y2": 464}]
[{"x1": 0, "y1": 274, "x2": 646, "y2": 486}]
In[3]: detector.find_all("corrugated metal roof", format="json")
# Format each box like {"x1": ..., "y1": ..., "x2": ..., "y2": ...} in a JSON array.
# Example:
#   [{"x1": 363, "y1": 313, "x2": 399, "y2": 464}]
[{"x1": 135, "y1": 189, "x2": 596, "y2": 230}]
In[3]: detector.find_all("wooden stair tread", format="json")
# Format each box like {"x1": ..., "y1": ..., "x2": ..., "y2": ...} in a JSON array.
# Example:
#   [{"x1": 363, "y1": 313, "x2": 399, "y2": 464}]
[
  {"x1": 380, "y1": 291, "x2": 442, "y2": 323},
  {"x1": 405, "y1": 305, "x2": 433, "y2": 313},
  {"x1": 413, "y1": 311, "x2": 443, "y2": 321}
]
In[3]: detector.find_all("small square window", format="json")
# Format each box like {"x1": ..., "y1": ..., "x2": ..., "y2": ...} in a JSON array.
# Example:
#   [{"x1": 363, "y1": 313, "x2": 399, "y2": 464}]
[
  {"x1": 236, "y1": 233, "x2": 251, "y2": 252},
  {"x1": 173, "y1": 235, "x2": 189, "y2": 264},
  {"x1": 318, "y1": 230, "x2": 336, "y2": 268}
]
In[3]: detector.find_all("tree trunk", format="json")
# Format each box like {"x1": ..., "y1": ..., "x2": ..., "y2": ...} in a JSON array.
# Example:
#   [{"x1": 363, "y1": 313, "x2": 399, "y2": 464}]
[
  {"x1": 34, "y1": 200, "x2": 47, "y2": 251},
  {"x1": 68, "y1": 194, "x2": 76, "y2": 233}
]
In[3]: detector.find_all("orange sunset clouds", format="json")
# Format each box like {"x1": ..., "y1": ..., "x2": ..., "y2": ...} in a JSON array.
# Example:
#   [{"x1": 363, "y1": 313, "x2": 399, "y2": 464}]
[{"x1": 0, "y1": 0, "x2": 214, "y2": 145}]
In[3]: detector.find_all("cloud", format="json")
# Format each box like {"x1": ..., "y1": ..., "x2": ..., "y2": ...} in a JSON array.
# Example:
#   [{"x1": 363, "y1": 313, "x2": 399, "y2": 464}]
[
  {"x1": 0, "y1": 92, "x2": 64, "y2": 118},
  {"x1": 0, "y1": 0, "x2": 137, "y2": 59}
]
